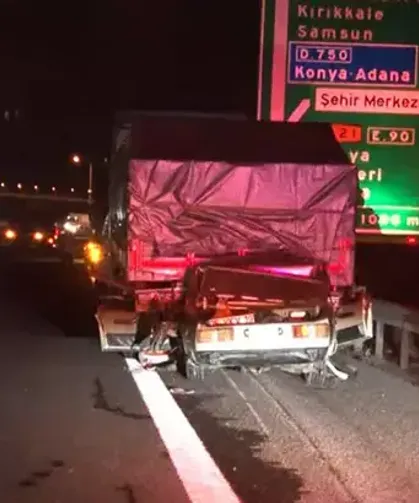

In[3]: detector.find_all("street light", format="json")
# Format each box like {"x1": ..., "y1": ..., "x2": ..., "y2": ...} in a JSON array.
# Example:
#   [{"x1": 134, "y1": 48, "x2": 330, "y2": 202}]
[
  {"x1": 52, "y1": 186, "x2": 56, "y2": 192},
  {"x1": 34, "y1": 185, "x2": 38, "y2": 191},
  {"x1": 17, "y1": 183, "x2": 22, "y2": 190},
  {"x1": 70, "y1": 153, "x2": 93, "y2": 204}
]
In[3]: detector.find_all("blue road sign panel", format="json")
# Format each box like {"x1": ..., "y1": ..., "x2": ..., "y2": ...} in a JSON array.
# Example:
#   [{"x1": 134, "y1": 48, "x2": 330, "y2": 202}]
[{"x1": 288, "y1": 42, "x2": 417, "y2": 87}]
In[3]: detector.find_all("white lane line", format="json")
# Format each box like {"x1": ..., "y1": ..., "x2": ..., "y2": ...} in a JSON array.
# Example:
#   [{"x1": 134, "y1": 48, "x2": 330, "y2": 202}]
[
  {"x1": 125, "y1": 358, "x2": 242, "y2": 503},
  {"x1": 221, "y1": 370, "x2": 270, "y2": 438}
]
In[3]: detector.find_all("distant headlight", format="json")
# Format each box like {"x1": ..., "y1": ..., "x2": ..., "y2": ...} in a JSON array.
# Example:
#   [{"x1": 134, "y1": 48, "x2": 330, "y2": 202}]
[
  {"x1": 84, "y1": 241, "x2": 104, "y2": 265},
  {"x1": 63, "y1": 221, "x2": 80, "y2": 234},
  {"x1": 33, "y1": 231, "x2": 44, "y2": 242},
  {"x1": 4, "y1": 228, "x2": 17, "y2": 240}
]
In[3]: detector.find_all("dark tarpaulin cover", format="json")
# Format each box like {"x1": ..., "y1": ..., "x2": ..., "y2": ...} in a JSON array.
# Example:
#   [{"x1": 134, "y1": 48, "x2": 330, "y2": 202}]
[
  {"x1": 125, "y1": 118, "x2": 356, "y2": 287},
  {"x1": 128, "y1": 160, "x2": 356, "y2": 286}
]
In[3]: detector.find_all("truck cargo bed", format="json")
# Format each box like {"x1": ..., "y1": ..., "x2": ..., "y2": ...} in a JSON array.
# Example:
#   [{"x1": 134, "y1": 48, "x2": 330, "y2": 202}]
[{"x1": 122, "y1": 118, "x2": 356, "y2": 288}]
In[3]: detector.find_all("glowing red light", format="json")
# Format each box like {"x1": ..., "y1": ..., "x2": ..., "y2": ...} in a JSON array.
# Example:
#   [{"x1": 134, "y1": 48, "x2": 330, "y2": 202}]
[
  {"x1": 251, "y1": 265, "x2": 314, "y2": 277},
  {"x1": 406, "y1": 236, "x2": 417, "y2": 245}
]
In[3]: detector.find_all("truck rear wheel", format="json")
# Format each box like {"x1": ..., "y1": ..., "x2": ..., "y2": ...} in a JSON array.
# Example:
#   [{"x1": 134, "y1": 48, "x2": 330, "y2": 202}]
[{"x1": 175, "y1": 338, "x2": 205, "y2": 381}]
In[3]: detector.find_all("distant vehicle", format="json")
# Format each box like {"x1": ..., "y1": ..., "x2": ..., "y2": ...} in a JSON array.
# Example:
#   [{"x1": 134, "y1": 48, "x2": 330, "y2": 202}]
[
  {"x1": 54, "y1": 213, "x2": 94, "y2": 261},
  {"x1": 0, "y1": 219, "x2": 55, "y2": 248},
  {"x1": 54, "y1": 213, "x2": 92, "y2": 236}
]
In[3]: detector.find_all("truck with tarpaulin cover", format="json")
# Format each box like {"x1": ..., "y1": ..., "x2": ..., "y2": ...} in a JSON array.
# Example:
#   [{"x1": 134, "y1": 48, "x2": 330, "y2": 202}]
[{"x1": 87, "y1": 113, "x2": 373, "y2": 387}]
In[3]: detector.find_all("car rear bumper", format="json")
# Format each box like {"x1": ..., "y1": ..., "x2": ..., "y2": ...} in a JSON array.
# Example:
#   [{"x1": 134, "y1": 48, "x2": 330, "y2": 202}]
[{"x1": 193, "y1": 347, "x2": 328, "y2": 368}]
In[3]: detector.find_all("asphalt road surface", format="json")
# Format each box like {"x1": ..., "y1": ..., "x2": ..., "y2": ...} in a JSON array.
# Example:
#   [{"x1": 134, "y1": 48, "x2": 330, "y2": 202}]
[
  {"x1": 0, "y1": 266, "x2": 190, "y2": 503},
  {"x1": 2, "y1": 255, "x2": 419, "y2": 502}
]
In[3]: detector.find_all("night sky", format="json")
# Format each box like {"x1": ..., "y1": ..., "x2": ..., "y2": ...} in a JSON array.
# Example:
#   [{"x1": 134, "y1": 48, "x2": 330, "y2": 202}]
[{"x1": 1, "y1": 0, "x2": 260, "y2": 191}]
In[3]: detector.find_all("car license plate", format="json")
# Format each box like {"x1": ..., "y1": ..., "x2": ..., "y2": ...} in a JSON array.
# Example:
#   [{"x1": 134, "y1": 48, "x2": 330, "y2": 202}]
[{"x1": 240, "y1": 324, "x2": 284, "y2": 339}]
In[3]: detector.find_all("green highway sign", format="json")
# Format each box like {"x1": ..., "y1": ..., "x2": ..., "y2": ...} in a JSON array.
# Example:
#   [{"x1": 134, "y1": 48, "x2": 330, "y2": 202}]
[{"x1": 258, "y1": 0, "x2": 419, "y2": 236}]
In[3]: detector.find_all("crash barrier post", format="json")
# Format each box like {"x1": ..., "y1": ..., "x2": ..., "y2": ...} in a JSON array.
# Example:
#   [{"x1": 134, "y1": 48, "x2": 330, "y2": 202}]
[{"x1": 373, "y1": 300, "x2": 419, "y2": 371}]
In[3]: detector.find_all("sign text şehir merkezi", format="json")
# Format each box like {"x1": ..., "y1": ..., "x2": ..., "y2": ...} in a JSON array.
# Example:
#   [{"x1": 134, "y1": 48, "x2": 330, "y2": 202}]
[
  {"x1": 288, "y1": 43, "x2": 417, "y2": 86},
  {"x1": 315, "y1": 88, "x2": 419, "y2": 115}
]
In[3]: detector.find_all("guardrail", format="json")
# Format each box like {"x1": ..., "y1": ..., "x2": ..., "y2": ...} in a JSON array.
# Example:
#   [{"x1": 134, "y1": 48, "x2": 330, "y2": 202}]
[
  {"x1": 373, "y1": 300, "x2": 419, "y2": 370},
  {"x1": 0, "y1": 192, "x2": 92, "y2": 203}
]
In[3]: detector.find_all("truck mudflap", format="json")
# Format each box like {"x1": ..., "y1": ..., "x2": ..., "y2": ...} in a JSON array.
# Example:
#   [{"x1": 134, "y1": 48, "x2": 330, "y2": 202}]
[
  {"x1": 335, "y1": 286, "x2": 373, "y2": 349},
  {"x1": 96, "y1": 301, "x2": 137, "y2": 352},
  {"x1": 95, "y1": 299, "x2": 174, "y2": 366}
]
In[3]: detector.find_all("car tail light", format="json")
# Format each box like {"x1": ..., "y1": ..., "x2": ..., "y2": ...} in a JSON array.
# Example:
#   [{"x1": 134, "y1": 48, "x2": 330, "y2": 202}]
[
  {"x1": 196, "y1": 329, "x2": 214, "y2": 343},
  {"x1": 216, "y1": 328, "x2": 235, "y2": 342},
  {"x1": 196, "y1": 327, "x2": 234, "y2": 343},
  {"x1": 293, "y1": 324, "x2": 311, "y2": 338},
  {"x1": 293, "y1": 323, "x2": 329, "y2": 339},
  {"x1": 196, "y1": 328, "x2": 217, "y2": 343}
]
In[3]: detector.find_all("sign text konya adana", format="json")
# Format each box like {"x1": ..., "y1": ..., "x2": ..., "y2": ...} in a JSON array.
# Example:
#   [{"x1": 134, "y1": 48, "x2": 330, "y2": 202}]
[{"x1": 258, "y1": 0, "x2": 419, "y2": 236}]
